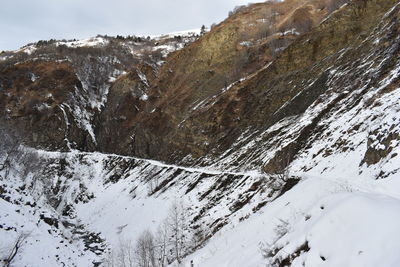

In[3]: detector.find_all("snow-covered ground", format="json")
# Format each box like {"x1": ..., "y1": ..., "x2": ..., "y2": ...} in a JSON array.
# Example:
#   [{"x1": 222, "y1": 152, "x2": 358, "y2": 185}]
[
  {"x1": 56, "y1": 37, "x2": 109, "y2": 48},
  {"x1": 1, "y1": 146, "x2": 399, "y2": 266},
  {"x1": 0, "y1": 156, "x2": 101, "y2": 267},
  {"x1": 187, "y1": 174, "x2": 400, "y2": 267}
]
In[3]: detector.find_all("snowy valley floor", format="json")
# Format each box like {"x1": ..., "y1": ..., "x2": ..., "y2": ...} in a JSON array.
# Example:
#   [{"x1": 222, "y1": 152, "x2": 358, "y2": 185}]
[{"x1": 1, "y1": 150, "x2": 400, "y2": 267}]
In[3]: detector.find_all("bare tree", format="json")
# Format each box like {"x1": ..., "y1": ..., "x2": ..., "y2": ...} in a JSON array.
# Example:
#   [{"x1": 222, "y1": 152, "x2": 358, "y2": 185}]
[
  {"x1": 228, "y1": 5, "x2": 247, "y2": 17},
  {"x1": 104, "y1": 238, "x2": 135, "y2": 267},
  {"x1": 167, "y1": 202, "x2": 187, "y2": 264},
  {"x1": 118, "y1": 238, "x2": 135, "y2": 267},
  {"x1": 0, "y1": 119, "x2": 43, "y2": 202},
  {"x1": 147, "y1": 175, "x2": 160, "y2": 195},
  {"x1": 2, "y1": 232, "x2": 30, "y2": 267},
  {"x1": 272, "y1": 164, "x2": 290, "y2": 182},
  {"x1": 0, "y1": 121, "x2": 22, "y2": 180},
  {"x1": 134, "y1": 230, "x2": 157, "y2": 267},
  {"x1": 154, "y1": 221, "x2": 169, "y2": 267}
]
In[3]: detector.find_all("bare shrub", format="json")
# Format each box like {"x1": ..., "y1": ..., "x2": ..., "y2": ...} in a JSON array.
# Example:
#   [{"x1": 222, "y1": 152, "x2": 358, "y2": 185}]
[
  {"x1": 255, "y1": 7, "x2": 277, "y2": 40},
  {"x1": 190, "y1": 224, "x2": 206, "y2": 250},
  {"x1": 259, "y1": 219, "x2": 290, "y2": 265},
  {"x1": 269, "y1": 36, "x2": 292, "y2": 57},
  {"x1": 228, "y1": 5, "x2": 247, "y2": 17},
  {"x1": 327, "y1": 0, "x2": 349, "y2": 13}
]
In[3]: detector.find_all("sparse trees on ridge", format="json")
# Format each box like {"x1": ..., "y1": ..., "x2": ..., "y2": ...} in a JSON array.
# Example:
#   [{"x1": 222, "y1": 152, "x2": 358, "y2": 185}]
[
  {"x1": 200, "y1": 25, "x2": 206, "y2": 36},
  {"x1": 228, "y1": 5, "x2": 247, "y2": 17}
]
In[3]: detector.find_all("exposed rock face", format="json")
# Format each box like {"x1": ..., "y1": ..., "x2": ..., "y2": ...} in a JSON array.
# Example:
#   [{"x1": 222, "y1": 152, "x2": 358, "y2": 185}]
[
  {"x1": 96, "y1": 0, "x2": 356, "y2": 161},
  {"x1": 0, "y1": 60, "x2": 91, "y2": 150},
  {"x1": 0, "y1": 34, "x2": 198, "y2": 152},
  {"x1": 95, "y1": 63, "x2": 157, "y2": 154}
]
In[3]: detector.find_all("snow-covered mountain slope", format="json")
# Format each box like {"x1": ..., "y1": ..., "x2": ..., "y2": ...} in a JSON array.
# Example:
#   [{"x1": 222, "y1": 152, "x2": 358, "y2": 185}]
[
  {"x1": 0, "y1": 149, "x2": 264, "y2": 266},
  {"x1": 1, "y1": 136, "x2": 399, "y2": 267},
  {"x1": 0, "y1": 150, "x2": 105, "y2": 267},
  {"x1": 190, "y1": 177, "x2": 400, "y2": 267},
  {"x1": 1, "y1": 0, "x2": 400, "y2": 266}
]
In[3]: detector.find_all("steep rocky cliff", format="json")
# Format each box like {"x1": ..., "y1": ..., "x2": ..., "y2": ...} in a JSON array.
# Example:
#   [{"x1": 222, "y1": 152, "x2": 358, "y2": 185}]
[
  {"x1": 97, "y1": 0, "x2": 353, "y2": 160},
  {"x1": 0, "y1": 32, "x2": 199, "y2": 152},
  {"x1": 1, "y1": 0, "x2": 352, "y2": 160}
]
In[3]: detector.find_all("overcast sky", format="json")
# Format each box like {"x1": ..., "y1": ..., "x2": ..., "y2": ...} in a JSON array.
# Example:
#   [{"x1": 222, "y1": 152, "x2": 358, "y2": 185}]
[{"x1": 0, "y1": 0, "x2": 256, "y2": 51}]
